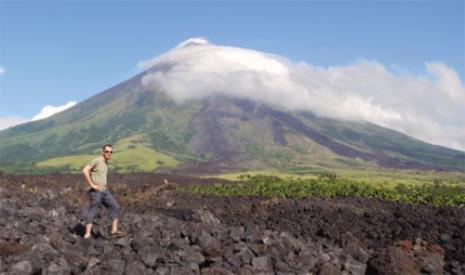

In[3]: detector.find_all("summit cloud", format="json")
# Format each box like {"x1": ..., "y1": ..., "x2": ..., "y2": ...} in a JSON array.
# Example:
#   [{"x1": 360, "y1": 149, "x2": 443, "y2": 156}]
[{"x1": 139, "y1": 38, "x2": 465, "y2": 151}]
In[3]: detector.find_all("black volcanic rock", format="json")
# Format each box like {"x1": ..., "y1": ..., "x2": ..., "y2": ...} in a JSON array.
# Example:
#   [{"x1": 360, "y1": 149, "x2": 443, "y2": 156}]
[
  {"x1": 1, "y1": 173, "x2": 464, "y2": 274},
  {"x1": 8, "y1": 261, "x2": 33, "y2": 274}
]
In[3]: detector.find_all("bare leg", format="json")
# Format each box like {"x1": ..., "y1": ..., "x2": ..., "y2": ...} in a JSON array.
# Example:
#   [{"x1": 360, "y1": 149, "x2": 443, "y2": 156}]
[
  {"x1": 111, "y1": 219, "x2": 118, "y2": 233},
  {"x1": 84, "y1": 224, "x2": 92, "y2": 238}
]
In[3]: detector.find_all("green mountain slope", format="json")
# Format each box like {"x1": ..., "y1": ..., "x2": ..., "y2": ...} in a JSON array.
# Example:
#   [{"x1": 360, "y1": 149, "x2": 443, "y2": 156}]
[{"x1": 1, "y1": 71, "x2": 464, "y2": 173}]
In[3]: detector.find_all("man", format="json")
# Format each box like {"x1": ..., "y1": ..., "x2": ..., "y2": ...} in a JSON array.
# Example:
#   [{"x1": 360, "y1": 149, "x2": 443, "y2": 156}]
[{"x1": 82, "y1": 144, "x2": 124, "y2": 238}]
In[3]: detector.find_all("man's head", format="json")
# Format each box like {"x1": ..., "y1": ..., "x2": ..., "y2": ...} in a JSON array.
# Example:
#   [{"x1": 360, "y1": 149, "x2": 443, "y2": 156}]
[{"x1": 102, "y1": 144, "x2": 113, "y2": 161}]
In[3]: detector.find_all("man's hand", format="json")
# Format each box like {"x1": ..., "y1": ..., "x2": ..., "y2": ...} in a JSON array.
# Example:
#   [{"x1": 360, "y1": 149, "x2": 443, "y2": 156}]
[
  {"x1": 83, "y1": 164, "x2": 102, "y2": 191},
  {"x1": 90, "y1": 183, "x2": 103, "y2": 191}
]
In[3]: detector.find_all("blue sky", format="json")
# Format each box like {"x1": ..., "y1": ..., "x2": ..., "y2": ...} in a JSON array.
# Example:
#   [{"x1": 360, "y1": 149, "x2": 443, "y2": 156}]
[{"x1": 0, "y1": 1, "x2": 464, "y2": 149}]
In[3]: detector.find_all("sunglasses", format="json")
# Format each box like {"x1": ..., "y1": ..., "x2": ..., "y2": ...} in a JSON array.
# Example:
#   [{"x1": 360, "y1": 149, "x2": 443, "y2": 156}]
[{"x1": 104, "y1": 150, "x2": 113, "y2": 154}]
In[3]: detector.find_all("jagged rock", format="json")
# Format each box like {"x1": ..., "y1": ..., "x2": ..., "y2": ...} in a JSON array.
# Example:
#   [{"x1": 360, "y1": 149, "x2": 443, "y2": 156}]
[
  {"x1": 319, "y1": 262, "x2": 342, "y2": 275},
  {"x1": 15, "y1": 241, "x2": 58, "y2": 271},
  {"x1": 250, "y1": 243, "x2": 267, "y2": 255},
  {"x1": 415, "y1": 252, "x2": 443, "y2": 275},
  {"x1": 367, "y1": 247, "x2": 420, "y2": 275},
  {"x1": 412, "y1": 239, "x2": 444, "y2": 274},
  {"x1": 102, "y1": 242, "x2": 114, "y2": 255},
  {"x1": 114, "y1": 237, "x2": 131, "y2": 248},
  {"x1": 0, "y1": 240, "x2": 29, "y2": 259},
  {"x1": 2, "y1": 173, "x2": 464, "y2": 274},
  {"x1": 274, "y1": 259, "x2": 292, "y2": 273},
  {"x1": 102, "y1": 259, "x2": 125, "y2": 275},
  {"x1": 343, "y1": 256, "x2": 366, "y2": 275},
  {"x1": 23, "y1": 221, "x2": 44, "y2": 235},
  {"x1": 278, "y1": 231, "x2": 302, "y2": 252},
  {"x1": 182, "y1": 247, "x2": 205, "y2": 264},
  {"x1": 1, "y1": 226, "x2": 22, "y2": 241},
  {"x1": 154, "y1": 266, "x2": 170, "y2": 275},
  {"x1": 168, "y1": 264, "x2": 197, "y2": 275},
  {"x1": 48, "y1": 210, "x2": 59, "y2": 218},
  {"x1": 252, "y1": 256, "x2": 273, "y2": 271},
  {"x1": 77, "y1": 238, "x2": 99, "y2": 256},
  {"x1": 318, "y1": 252, "x2": 331, "y2": 264},
  {"x1": 77, "y1": 236, "x2": 92, "y2": 249},
  {"x1": 125, "y1": 261, "x2": 148, "y2": 275},
  {"x1": 8, "y1": 260, "x2": 32, "y2": 274},
  {"x1": 340, "y1": 232, "x2": 370, "y2": 263},
  {"x1": 171, "y1": 236, "x2": 190, "y2": 250},
  {"x1": 295, "y1": 247, "x2": 318, "y2": 270},
  {"x1": 227, "y1": 254, "x2": 242, "y2": 269},
  {"x1": 61, "y1": 249, "x2": 83, "y2": 273},
  {"x1": 440, "y1": 233, "x2": 451, "y2": 242},
  {"x1": 244, "y1": 224, "x2": 264, "y2": 243},
  {"x1": 39, "y1": 197, "x2": 53, "y2": 208},
  {"x1": 159, "y1": 223, "x2": 181, "y2": 247},
  {"x1": 238, "y1": 264, "x2": 255, "y2": 275},
  {"x1": 46, "y1": 258, "x2": 71, "y2": 275},
  {"x1": 85, "y1": 257, "x2": 100, "y2": 272},
  {"x1": 237, "y1": 247, "x2": 254, "y2": 265},
  {"x1": 190, "y1": 262, "x2": 201, "y2": 273},
  {"x1": 195, "y1": 209, "x2": 220, "y2": 224},
  {"x1": 45, "y1": 190, "x2": 58, "y2": 200},
  {"x1": 201, "y1": 265, "x2": 234, "y2": 275},
  {"x1": 198, "y1": 231, "x2": 223, "y2": 260},
  {"x1": 31, "y1": 242, "x2": 57, "y2": 256},
  {"x1": 447, "y1": 260, "x2": 464, "y2": 275},
  {"x1": 83, "y1": 266, "x2": 102, "y2": 275},
  {"x1": 139, "y1": 246, "x2": 167, "y2": 267},
  {"x1": 229, "y1": 226, "x2": 244, "y2": 242}
]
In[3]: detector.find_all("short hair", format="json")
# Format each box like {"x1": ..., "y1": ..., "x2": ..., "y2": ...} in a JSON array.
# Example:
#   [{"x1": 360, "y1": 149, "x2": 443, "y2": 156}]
[{"x1": 102, "y1": 144, "x2": 112, "y2": 151}]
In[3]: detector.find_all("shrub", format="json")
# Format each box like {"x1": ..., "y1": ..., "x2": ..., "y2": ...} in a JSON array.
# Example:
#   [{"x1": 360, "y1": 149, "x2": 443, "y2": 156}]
[{"x1": 181, "y1": 175, "x2": 465, "y2": 207}]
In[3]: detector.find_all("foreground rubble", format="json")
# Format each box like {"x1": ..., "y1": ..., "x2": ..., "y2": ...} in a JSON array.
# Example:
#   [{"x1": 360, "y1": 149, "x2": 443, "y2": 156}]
[{"x1": 0, "y1": 173, "x2": 463, "y2": 274}]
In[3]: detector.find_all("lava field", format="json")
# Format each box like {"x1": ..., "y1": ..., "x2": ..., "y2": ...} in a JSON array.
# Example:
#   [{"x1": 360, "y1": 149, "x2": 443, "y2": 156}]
[{"x1": 0, "y1": 172, "x2": 464, "y2": 274}]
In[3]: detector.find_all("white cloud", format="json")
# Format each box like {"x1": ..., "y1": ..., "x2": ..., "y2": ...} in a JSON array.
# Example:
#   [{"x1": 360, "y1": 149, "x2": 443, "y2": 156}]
[
  {"x1": 31, "y1": 101, "x2": 77, "y2": 121},
  {"x1": 140, "y1": 38, "x2": 465, "y2": 151},
  {"x1": 0, "y1": 101, "x2": 78, "y2": 131},
  {"x1": 0, "y1": 66, "x2": 5, "y2": 76},
  {"x1": 0, "y1": 116, "x2": 29, "y2": 131}
]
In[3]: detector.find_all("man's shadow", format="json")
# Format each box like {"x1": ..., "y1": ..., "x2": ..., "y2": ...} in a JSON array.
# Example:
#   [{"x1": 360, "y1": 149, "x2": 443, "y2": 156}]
[
  {"x1": 70, "y1": 223, "x2": 106, "y2": 240},
  {"x1": 70, "y1": 223, "x2": 86, "y2": 237}
]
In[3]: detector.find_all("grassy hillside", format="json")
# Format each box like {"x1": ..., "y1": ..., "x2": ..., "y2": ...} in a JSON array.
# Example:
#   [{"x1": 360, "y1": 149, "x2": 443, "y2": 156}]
[
  {"x1": 236, "y1": 106, "x2": 465, "y2": 171},
  {"x1": 298, "y1": 114, "x2": 465, "y2": 170},
  {"x1": 0, "y1": 75, "x2": 201, "y2": 173},
  {"x1": 1, "y1": 71, "x2": 464, "y2": 174},
  {"x1": 35, "y1": 134, "x2": 179, "y2": 173}
]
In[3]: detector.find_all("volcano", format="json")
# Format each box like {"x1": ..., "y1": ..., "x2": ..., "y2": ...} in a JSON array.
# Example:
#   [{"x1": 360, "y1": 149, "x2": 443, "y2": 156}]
[{"x1": 1, "y1": 39, "x2": 464, "y2": 173}]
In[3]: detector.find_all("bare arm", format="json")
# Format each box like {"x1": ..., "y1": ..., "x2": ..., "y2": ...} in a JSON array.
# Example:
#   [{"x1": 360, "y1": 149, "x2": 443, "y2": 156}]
[{"x1": 82, "y1": 164, "x2": 102, "y2": 191}]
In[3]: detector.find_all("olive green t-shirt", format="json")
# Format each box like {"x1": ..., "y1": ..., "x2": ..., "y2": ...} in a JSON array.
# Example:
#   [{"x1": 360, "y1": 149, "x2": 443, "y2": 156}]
[{"x1": 88, "y1": 156, "x2": 108, "y2": 191}]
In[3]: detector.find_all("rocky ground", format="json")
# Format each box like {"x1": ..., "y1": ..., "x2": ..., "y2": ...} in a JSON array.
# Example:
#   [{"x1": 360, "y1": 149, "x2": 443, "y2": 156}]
[{"x1": 0, "y1": 172, "x2": 464, "y2": 274}]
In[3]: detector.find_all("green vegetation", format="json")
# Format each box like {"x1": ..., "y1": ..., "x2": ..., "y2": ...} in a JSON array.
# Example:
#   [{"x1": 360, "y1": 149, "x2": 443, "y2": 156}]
[
  {"x1": 36, "y1": 154, "x2": 95, "y2": 170},
  {"x1": 182, "y1": 174, "x2": 465, "y2": 207},
  {"x1": 333, "y1": 168, "x2": 465, "y2": 188},
  {"x1": 208, "y1": 167, "x2": 465, "y2": 187},
  {"x1": 1, "y1": 72, "x2": 464, "y2": 173},
  {"x1": 0, "y1": 84, "x2": 200, "y2": 173},
  {"x1": 204, "y1": 170, "x2": 318, "y2": 181},
  {"x1": 300, "y1": 115, "x2": 465, "y2": 171},
  {"x1": 35, "y1": 134, "x2": 179, "y2": 173}
]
